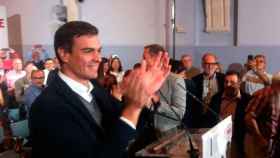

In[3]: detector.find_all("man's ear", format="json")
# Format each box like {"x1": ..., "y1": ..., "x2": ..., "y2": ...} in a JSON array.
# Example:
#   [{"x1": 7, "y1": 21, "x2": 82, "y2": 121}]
[{"x1": 57, "y1": 48, "x2": 70, "y2": 64}]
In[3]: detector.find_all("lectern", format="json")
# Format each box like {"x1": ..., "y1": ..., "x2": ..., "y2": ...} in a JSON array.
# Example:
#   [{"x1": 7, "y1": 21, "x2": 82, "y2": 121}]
[{"x1": 136, "y1": 116, "x2": 232, "y2": 158}]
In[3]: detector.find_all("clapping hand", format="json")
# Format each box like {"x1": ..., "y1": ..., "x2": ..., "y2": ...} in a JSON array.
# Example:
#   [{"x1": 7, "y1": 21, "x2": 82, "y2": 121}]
[{"x1": 122, "y1": 52, "x2": 171, "y2": 126}]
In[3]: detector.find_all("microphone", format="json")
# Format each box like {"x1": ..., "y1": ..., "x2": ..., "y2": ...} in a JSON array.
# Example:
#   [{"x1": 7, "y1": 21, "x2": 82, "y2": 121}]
[
  {"x1": 177, "y1": 82, "x2": 221, "y2": 122},
  {"x1": 158, "y1": 89, "x2": 199, "y2": 158}
]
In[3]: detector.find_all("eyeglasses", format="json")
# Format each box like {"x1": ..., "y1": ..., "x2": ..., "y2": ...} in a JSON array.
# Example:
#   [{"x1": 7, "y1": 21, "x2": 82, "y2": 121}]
[
  {"x1": 32, "y1": 77, "x2": 44, "y2": 79},
  {"x1": 203, "y1": 62, "x2": 217, "y2": 66}
]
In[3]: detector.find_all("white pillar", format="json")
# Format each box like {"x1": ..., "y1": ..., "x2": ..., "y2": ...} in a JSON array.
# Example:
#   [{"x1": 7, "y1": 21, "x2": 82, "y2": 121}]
[
  {"x1": 0, "y1": 6, "x2": 8, "y2": 48},
  {"x1": 65, "y1": 0, "x2": 79, "y2": 21}
]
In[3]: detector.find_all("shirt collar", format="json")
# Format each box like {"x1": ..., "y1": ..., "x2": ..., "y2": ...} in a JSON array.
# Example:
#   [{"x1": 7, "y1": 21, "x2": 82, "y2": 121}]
[{"x1": 58, "y1": 71, "x2": 94, "y2": 102}]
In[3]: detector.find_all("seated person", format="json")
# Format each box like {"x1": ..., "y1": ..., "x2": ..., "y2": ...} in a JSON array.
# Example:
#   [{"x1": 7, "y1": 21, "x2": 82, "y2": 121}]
[
  {"x1": 5, "y1": 58, "x2": 26, "y2": 92},
  {"x1": 23, "y1": 70, "x2": 45, "y2": 117},
  {"x1": 14, "y1": 62, "x2": 37, "y2": 104}
]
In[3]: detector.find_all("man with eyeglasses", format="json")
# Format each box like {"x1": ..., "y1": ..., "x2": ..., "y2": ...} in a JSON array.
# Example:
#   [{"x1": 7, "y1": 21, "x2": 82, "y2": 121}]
[
  {"x1": 242, "y1": 54, "x2": 272, "y2": 95},
  {"x1": 23, "y1": 69, "x2": 45, "y2": 117},
  {"x1": 190, "y1": 53, "x2": 225, "y2": 128}
]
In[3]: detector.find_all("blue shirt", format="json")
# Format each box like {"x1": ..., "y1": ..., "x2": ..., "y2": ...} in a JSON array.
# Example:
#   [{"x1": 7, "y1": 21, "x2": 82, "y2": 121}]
[{"x1": 23, "y1": 84, "x2": 44, "y2": 116}]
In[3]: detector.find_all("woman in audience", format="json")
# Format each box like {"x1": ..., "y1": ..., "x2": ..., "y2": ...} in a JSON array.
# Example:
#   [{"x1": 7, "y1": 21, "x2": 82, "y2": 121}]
[
  {"x1": 109, "y1": 56, "x2": 124, "y2": 83},
  {"x1": 97, "y1": 57, "x2": 110, "y2": 86}
]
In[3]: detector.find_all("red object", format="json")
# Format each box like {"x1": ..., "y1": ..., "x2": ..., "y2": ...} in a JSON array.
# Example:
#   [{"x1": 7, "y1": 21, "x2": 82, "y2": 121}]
[{"x1": 3, "y1": 59, "x2": 12, "y2": 71}]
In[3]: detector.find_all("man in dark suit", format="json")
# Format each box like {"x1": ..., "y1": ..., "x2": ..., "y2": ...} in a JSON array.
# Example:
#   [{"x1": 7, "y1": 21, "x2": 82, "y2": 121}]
[
  {"x1": 30, "y1": 21, "x2": 171, "y2": 158},
  {"x1": 191, "y1": 53, "x2": 224, "y2": 128},
  {"x1": 207, "y1": 71, "x2": 251, "y2": 157}
]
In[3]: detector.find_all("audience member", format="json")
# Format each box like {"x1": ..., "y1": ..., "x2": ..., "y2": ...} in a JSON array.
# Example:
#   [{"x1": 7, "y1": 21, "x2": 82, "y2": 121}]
[
  {"x1": 207, "y1": 71, "x2": 251, "y2": 157},
  {"x1": 216, "y1": 62, "x2": 224, "y2": 73},
  {"x1": 109, "y1": 56, "x2": 124, "y2": 83},
  {"x1": 43, "y1": 58, "x2": 55, "y2": 85},
  {"x1": 97, "y1": 57, "x2": 110, "y2": 86},
  {"x1": 191, "y1": 53, "x2": 224, "y2": 127},
  {"x1": 5, "y1": 58, "x2": 26, "y2": 92},
  {"x1": 23, "y1": 70, "x2": 45, "y2": 117},
  {"x1": 208, "y1": 71, "x2": 250, "y2": 121},
  {"x1": 180, "y1": 54, "x2": 200, "y2": 78},
  {"x1": 242, "y1": 54, "x2": 272, "y2": 95},
  {"x1": 31, "y1": 51, "x2": 44, "y2": 70},
  {"x1": 0, "y1": 48, "x2": 18, "y2": 71},
  {"x1": 14, "y1": 62, "x2": 37, "y2": 104},
  {"x1": 143, "y1": 44, "x2": 186, "y2": 132},
  {"x1": 25, "y1": 44, "x2": 50, "y2": 62},
  {"x1": 244, "y1": 73, "x2": 280, "y2": 158},
  {"x1": 241, "y1": 54, "x2": 256, "y2": 77}
]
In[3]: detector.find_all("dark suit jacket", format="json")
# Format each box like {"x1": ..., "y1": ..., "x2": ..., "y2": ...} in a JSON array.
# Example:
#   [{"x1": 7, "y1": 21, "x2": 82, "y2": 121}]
[
  {"x1": 182, "y1": 79, "x2": 198, "y2": 128},
  {"x1": 46, "y1": 68, "x2": 59, "y2": 86},
  {"x1": 30, "y1": 73, "x2": 135, "y2": 158},
  {"x1": 207, "y1": 91, "x2": 251, "y2": 157},
  {"x1": 190, "y1": 72, "x2": 225, "y2": 128}
]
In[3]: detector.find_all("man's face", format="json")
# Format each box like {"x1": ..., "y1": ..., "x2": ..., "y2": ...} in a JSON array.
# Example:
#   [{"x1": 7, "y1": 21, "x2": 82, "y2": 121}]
[
  {"x1": 224, "y1": 74, "x2": 239, "y2": 88},
  {"x1": 31, "y1": 71, "x2": 45, "y2": 87},
  {"x1": 44, "y1": 60, "x2": 55, "y2": 71},
  {"x1": 143, "y1": 48, "x2": 159, "y2": 68},
  {"x1": 0, "y1": 51, "x2": 6, "y2": 59},
  {"x1": 255, "y1": 57, "x2": 266, "y2": 71},
  {"x1": 202, "y1": 55, "x2": 217, "y2": 76},
  {"x1": 59, "y1": 35, "x2": 102, "y2": 83},
  {"x1": 224, "y1": 74, "x2": 240, "y2": 97},
  {"x1": 181, "y1": 56, "x2": 192, "y2": 69},
  {"x1": 32, "y1": 51, "x2": 40, "y2": 61}
]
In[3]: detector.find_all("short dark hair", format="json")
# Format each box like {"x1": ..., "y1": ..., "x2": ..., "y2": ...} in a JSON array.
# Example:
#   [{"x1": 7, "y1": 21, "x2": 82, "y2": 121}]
[
  {"x1": 44, "y1": 58, "x2": 54, "y2": 63},
  {"x1": 144, "y1": 44, "x2": 165, "y2": 55},
  {"x1": 31, "y1": 69, "x2": 44, "y2": 79},
  {"x1": 247, "y1": 54, "x2": 254, "y2": 61},
  {"x1": 54, "y1": 21, "x2": 99, "y2": 64},
  {"x1": 124, "y1": 69, "x2": 132, "y2": 78},
  {"x1": 133, "y1": 63, "x2": 141, "y2": 69},
  {"x1": 225, "y1": 70, "x2": 240, "y2": 81}
]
